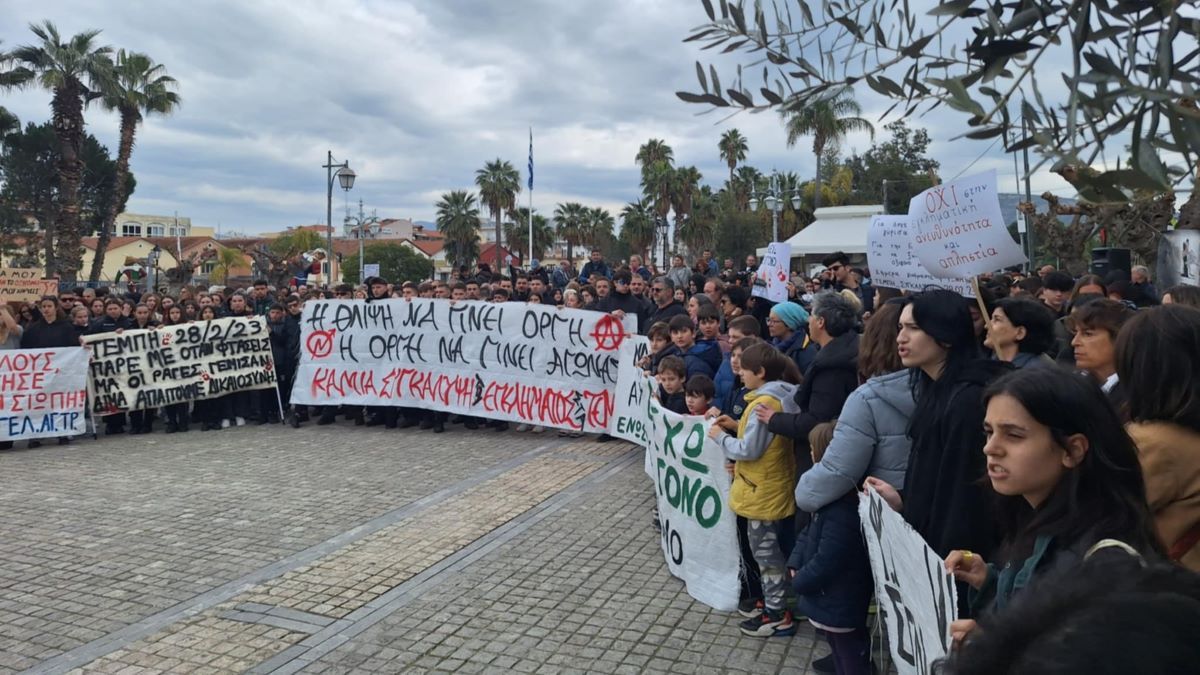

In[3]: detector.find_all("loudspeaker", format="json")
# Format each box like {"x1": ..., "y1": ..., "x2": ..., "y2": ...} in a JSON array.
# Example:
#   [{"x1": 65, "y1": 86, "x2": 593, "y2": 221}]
[{"x1": 1090, "y1": 247, "x2": 1131, "y2": 278}]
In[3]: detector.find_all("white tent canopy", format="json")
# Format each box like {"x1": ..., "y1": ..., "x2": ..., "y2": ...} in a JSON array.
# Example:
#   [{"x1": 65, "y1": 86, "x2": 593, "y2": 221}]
[{"x1": 758, "y1": 204, "x2": 884, "y2": 258}]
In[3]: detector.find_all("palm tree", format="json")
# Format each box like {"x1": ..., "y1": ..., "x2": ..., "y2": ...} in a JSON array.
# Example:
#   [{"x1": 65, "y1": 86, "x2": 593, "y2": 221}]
[
  {"x1": 619, "y1": 200, "x2": 656, "y2": 261},
  {"x1": 718, "y1": 129, "x2": 748, "y2": 183},
  {"x1": 11, "y1": 21, "x2": 112, "y2": 280},
  {"x1": 553, "y1": 202, "x2": 587, "y2": 267},
  {"x1": 586, "y1": 207, "x2": 615, "y2": 249},
  {"x1": 436, "y1": 190, "x2": 481, "y2": 271},
  {"x1": 732, "y1": 165, "x2": 763, "y2": 211},
  {"x1": 677, "y1": 186, "x2": 719, "y2": 255},
  {"x1": 635, "y1": 138, "x2": 674, "y2": 171},
  {"x1": 474, "y1": 159, "x2": 521, "y2": 271},
  {"x1": 781, "y1": 87, "x2": 874, "y2": 209},
  {"x1": 0, "y1": 41, "x2": 28, "y2": 149},
  {"x1": 88, "y1": 50, "x2": 179, "y2": 282},
  {"x1": 210, "y1": 246, "x2": 243, "y2": 284},
  {"x1": 671, "y1": 166, "x2": 703, "y2": 222},
  {"x1": 504, "y1": 207, "x2": 555, "y2": 261}
]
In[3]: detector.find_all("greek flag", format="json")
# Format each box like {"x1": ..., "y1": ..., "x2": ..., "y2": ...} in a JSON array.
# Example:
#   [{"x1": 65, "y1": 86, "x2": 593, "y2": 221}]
[{"x1": 527, "y1": 128, "x2": 534, "y2": 190}]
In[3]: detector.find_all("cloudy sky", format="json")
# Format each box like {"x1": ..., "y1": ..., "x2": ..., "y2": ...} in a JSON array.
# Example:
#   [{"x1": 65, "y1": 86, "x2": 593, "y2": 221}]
[{"x1": 1, "y1": 0, "x2": 1072, "y2": 234}]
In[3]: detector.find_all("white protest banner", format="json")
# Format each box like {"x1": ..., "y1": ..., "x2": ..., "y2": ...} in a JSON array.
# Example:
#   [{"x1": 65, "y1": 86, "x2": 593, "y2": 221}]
[
  {"x1": 0, "y1": 268, "x2": 58, "y2": 303},
  {"x1": 860, "y1": 486, "x2": 957, "y2": 675},
  {"x1": 291, "y1": 299, "x2": 636, "y2": 434},
  {"x1": 610, "y1": 338, "x2": 740, "y2": 611},
  {"x1": 908, "y1": 169, "x2": 1026, "y2": 279},
  {"x1": 82, "y1": 317, "x2": 276, "y2": 413},
  {"x1": 867, "y1": 215, "x2": 975, "y2": 297},
  {"x1": 752, "y1": 241, "x2": 791, "y2": 303},
  {"x1": 0, "y1": 348, "x2": 88, "y2": 441}
]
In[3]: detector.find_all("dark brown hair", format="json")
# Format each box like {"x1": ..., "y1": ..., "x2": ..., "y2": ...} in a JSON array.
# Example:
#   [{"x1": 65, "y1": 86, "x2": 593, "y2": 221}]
[
  {"x1": 1115, "y1": 305, "x2": 1200, "y2": 432},
  {"x1": 740, "y1": 342, "x2": 802, "y2": 384},
  {"x1": 1068, "y1": 298, "x2": 1134, "y2": 337},
  {"x1": 858, "y1": 300, "x2": 904, "y2": 381},
  {"x1": 657, "y1": 355, "x2": 686, "y2": 379},
  {"x1": 727, "y1": 314, "x2": 761, "y2": 337},
  {"x1": 1164, "y1": 285, "x2": 1200, "y2": 308}
]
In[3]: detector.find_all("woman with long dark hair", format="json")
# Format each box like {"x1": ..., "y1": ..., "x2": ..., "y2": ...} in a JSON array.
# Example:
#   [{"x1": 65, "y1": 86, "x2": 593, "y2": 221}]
[
  {"x1": 161, "y1": 305, "x2": 191, "y2": 434},
  {"x1": 865, "y1": 290, "x2": 1009, "y2": 565},
  {"x1": 1116, "y1": 305, "x2": 1200, "y2": 571},
  {"x1": 20, "y1": 296, "x2": 81, "y2": 447},
  {"x1": 944, "y1": 367, "x2": 1162, "y2": 642}
]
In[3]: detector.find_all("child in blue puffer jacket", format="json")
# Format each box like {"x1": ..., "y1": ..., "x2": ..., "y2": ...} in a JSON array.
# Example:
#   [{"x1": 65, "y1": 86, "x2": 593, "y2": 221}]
[{"x1": 788, "y1": 422, "x2": 874, "y2": 675}]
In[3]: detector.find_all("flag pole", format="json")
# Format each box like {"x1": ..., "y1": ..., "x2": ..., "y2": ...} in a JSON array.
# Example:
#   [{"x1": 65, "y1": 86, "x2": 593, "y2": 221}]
[{"x1": 527, "y1": 128, "x2": 534, "y2": 267}]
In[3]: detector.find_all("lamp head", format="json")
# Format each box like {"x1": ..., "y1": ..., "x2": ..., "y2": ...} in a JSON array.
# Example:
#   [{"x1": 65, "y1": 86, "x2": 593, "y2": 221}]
[{"x1": 336, "y1": 166, "x2": 356, "y2": 191}]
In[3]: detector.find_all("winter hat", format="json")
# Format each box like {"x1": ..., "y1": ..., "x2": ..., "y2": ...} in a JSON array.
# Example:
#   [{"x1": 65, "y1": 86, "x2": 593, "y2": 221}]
[{"x1": 770, "y1": 301, "x2": 809, "y2": 331}]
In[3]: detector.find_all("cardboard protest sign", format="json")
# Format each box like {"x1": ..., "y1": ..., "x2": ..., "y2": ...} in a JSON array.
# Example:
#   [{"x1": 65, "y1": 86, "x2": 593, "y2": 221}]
[
  {"x1": 0, "y1": 268, "x2": 58, "y2": 303},
  {"x1": 751, "y1": 242, "x2": 791, "y2": 303},
  {"x1": 859, "y1": 486, "x2": 958, "y2": 675},
  {"x1": 867, "y1": 215, "x2": 975, "y2": 297},
  {"x1": 907, "y1": 170, "x2": 1026, "y2": 279},
  {"x1": 0, "y1": 348, "x2": 88, "y2": 441},
  {"x1": 291, "y1": 299, "x2": 636, "y2": 433},
  {"x1": 82, "y1": 317, "x2": 276, "y2": 413},
  {"x1": 611, "y1": 338, "x2": 740, "y2": 611}
]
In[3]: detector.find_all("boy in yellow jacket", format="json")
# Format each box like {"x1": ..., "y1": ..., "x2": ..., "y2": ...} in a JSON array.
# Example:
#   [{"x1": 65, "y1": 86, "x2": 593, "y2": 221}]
[{"x1": 710, "y1": 342, "x2": 800, "y2": 637}]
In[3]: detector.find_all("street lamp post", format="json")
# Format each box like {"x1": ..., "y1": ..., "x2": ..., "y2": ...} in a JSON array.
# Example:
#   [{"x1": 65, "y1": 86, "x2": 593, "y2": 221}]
[
  {"x1": 654, "y1": 214, "x2": 670, "y2": 271},
  {"x1": 323, "y1": 151, "x2": 356, "y2": 287},
  {"x1": 749, "y1": 171, "x2": 801, "y2": 243},
  {"x1": 344, "y1": 198, "x2": 381, "y2": 282}
]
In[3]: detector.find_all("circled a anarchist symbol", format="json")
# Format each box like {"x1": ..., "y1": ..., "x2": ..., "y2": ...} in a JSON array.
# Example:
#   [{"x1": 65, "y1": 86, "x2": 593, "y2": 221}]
[
  {"x1": 306, "y1": 329, "x2": 336, "y2": 359},
  {"x1": 590, "y1": 315, "x2": 625, "y2": 352}
]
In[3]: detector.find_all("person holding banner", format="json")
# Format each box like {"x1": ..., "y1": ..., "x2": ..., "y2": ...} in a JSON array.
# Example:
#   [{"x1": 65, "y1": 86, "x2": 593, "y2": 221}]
[
  {"x1": 865, "y1": 290, "x2": 1009, "y2": 611},
  {"x1": 19, "y1": 296, "x2": 81, "y2": 447},
  {"x1": 0, "y1": 304, "x2": 22, "y2": 350},
  {"x1": 708, "y1": 342, "x2": 801, "y2": 638},
  {"x1": 943, "y1": 368, "x2": 1162, "y2": 644}
]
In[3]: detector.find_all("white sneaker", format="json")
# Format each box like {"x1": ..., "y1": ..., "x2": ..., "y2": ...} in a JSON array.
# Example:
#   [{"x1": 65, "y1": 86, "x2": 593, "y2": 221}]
[
  {"x1": 235, "y1": 417, "x2": 246, "y2": 426},
  {"x1": 220, "y1": 419, "x2": 231, "y2": 429},
  {"x1": 515, "y1": 423, "x2": 529, "y2": 432},
  {"x1": 532, "y1": 426, "x2": 545, "y2": 434}
]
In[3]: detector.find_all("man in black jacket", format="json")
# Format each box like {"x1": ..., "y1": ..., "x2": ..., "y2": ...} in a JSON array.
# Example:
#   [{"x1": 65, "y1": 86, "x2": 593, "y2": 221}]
[
  {"x1": 597, "y1": 269, "x2": 649, "y2": 332},
  {"x1": 86, "y1": 299, "x2": 134, "y2": 335},
  {"x1": 264, "y1": 304, "x2": 299, "y2": 424},
  {"x1": 758, "y1": 291, "x2": 861, "y2": 473},
  {"x1": 648, "y1": 277, "x2": 687, "y2": 329}
]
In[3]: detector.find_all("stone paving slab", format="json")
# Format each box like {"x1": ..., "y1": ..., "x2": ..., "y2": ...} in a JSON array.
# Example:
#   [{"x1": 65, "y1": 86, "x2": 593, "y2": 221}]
[{"x1": 0, "y1": 423, "x2": 851, "y2": 674}]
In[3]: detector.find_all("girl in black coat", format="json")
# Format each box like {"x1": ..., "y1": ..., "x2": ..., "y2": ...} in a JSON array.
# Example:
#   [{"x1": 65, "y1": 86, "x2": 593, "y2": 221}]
[{"x1": 864, "y1": 290, "x2": 1010, "y2": 616}]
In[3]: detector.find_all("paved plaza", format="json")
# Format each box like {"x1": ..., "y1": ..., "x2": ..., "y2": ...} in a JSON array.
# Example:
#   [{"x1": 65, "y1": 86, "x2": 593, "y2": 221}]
[{"x1": 0, "y1": 422, "x2": 839, "y2": 674}]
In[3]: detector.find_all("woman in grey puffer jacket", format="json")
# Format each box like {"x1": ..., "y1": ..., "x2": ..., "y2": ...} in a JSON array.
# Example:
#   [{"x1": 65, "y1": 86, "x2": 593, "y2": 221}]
[{"x1": 795, "y1": 300, "x2": 914, "y2": 512}]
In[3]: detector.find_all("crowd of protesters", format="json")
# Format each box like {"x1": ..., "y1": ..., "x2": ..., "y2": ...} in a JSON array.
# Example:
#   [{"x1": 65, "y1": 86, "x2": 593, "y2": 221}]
[{"x1": 3, "y1": 247, "x2": 1200, "y2": 673}]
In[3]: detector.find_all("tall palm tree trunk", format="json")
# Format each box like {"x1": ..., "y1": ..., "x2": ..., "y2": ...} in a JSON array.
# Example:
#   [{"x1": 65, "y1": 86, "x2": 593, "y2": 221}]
[
  {"x1": 812, "y1": 138, "x2": 824, "y2": 210},
  {"x1": 51, "y1": 83, "x2": 85, "y2": 280},
  {"x1": 495, "y1": 213, "x2": 503, "y2": 269},
  {"x1": 90, "y1": 108, "x2": 137, "y2": 282}
]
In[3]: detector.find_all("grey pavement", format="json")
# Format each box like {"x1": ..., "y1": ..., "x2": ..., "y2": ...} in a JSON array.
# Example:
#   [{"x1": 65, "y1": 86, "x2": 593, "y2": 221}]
[{"x1": 0, "y1": 419, "x2": 846, "y2": 674}]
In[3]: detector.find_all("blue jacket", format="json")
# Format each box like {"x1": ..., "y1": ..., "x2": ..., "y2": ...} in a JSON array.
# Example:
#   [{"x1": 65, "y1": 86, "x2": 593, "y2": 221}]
[
  {"x1": 578, "y1": 260, "x2": 612, "y2": 284},
  {"x1": 714, "y1": 354, "x2": 734, "y2": 405},
  {"x1": 774, "y1": 329, "x2": 818, "y2": 375},
  {"x1": 795, "y1": 369, "x2": 915, "y2": 513},
  {"x1": 787, "y1": 492, "x2": 874, "y2": 629},
  {"x1": 683, "y1": 339, "x2": 721, "y2": 379}
]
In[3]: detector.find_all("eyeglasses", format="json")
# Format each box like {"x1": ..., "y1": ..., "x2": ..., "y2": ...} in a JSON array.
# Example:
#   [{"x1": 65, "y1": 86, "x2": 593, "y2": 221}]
[
  {"x1": 827, "y1": 264, "x2": 843, "y2": 272},
  {"x1": 765, "y1": 317, "x2": 782, "y2": 324},
  {"x1": 652, "y1": 287, "x2": 665, "y2": 292}
]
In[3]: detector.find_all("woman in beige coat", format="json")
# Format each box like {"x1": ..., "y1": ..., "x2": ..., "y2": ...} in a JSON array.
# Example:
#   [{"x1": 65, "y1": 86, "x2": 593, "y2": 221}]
[{"x1": 1116, "y1": 305, "x2": 1200, "y2": 571}]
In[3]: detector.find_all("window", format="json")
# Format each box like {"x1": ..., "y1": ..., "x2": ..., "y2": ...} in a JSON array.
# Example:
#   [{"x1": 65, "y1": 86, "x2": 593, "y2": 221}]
[
  {"x1": 147, "y1": 223, "x2": 165, "y2": 237},
  {"x1": 202, "y1": 261, "x2": 216, "y2": 274},
  {"x1": 121, "y1": 222, "x2": 142, "y2": 237}
]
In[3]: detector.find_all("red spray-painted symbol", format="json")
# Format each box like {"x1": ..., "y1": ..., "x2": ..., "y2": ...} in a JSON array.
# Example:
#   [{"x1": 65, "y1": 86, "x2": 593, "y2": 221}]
[
  {"x1": 590, "y1": 315, "x2": 625, "y2": 352},
  {"x1": 306, "y1": 329, "x2": 336, "y2": 359}
]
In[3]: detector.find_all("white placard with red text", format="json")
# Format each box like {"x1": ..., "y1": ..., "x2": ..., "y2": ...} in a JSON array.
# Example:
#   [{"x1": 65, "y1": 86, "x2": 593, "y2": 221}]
[
  {"x1": 0, "y1": 348, "x2": 89, "y2": 441},
  {"x1": 752, "y1": 241, "x2": 791, "y2": 303},
  {"x1": 290, "y1": 299, "x2": 636, "y2": 433}
]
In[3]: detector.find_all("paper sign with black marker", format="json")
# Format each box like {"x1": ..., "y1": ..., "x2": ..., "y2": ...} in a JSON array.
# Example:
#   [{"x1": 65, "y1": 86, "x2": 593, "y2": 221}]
[{"x1": 859, "y1": 485, "x2": 958, "y2": 675}]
